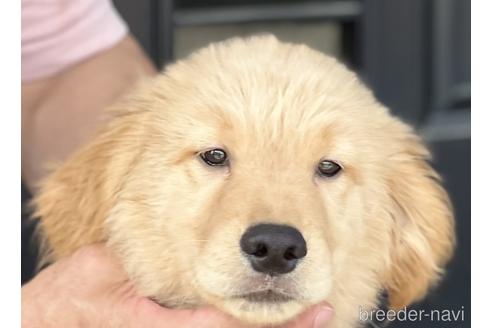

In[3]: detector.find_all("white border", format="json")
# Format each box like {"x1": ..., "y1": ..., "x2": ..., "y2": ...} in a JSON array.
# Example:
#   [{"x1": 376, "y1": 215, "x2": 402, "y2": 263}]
[
  {"x1": 1, "y1": 0, "x2": 21, "y2": 327},
  {"x1": 471, "y1": 1, "x2": 490, "y2": 326}
]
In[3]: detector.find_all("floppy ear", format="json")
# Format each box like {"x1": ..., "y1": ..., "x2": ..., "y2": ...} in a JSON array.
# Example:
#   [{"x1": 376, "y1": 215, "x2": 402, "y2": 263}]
[
  {"x1": 383, "y1": 127, "x2": 455, "y2": 309},
  {"x1": 33, "y1": 102, "x2": 150, "y2": 264}
]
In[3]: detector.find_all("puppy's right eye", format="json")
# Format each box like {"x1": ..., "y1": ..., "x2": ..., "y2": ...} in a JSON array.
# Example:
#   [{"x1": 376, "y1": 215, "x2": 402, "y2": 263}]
[
  {"x1": 200, "y1": 148, "x2": 228, "y2": 166},
  {"x1": 317, "y1": 160, "x2": 342, "y2": 177}
]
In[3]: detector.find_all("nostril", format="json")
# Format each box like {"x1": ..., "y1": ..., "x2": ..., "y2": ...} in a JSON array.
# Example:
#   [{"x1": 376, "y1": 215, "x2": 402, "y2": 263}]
[
  {"x1": 284, "y1": 244, "x2": 308, "y2": 261},
  {"x1": 253, "y1": 243, "x2": 268, "y2": 258},
  {"x1": 284, "y1": 246, "x2": 297, "y2": 261}
]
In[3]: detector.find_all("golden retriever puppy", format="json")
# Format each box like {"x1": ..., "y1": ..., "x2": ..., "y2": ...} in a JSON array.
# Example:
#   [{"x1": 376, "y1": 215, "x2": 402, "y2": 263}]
[{"x1": 34, "y1": 35, "x2": 455, "y2": 327}]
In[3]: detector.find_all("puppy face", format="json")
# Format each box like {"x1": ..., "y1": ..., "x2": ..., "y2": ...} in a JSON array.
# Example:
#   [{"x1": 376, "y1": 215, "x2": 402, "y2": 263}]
[{"x1": 37, "y1": 36, "x2": 455, "y2": 327}]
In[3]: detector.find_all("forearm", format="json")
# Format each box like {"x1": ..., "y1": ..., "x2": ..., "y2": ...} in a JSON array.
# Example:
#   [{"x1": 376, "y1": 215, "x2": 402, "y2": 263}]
[{"x1": 22, "y1": 36, "x2": 157, "y2": 192}]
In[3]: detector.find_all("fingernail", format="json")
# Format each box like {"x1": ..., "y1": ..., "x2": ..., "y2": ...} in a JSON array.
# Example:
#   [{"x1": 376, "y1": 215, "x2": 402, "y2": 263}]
[{"x1": 313, "y1": 306, "x2": 333, "y2": 328}]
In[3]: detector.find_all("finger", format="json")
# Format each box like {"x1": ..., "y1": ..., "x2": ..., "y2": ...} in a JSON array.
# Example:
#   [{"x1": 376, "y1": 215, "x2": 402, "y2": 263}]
[
  {"x1": 128, "y1": 298, "x2": 252, "y2": 328},
  {"x1": 186, "y1": 305, "x2": 254, "y2": 328},
  {"x1": 278, "y1": 303, "x2": 333, "y2": 328}
]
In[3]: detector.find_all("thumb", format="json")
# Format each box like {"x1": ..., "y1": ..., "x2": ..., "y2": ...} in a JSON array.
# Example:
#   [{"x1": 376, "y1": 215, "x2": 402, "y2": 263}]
[{"x1": 278, "y1": 303, "x2": 333, "y2": 328}]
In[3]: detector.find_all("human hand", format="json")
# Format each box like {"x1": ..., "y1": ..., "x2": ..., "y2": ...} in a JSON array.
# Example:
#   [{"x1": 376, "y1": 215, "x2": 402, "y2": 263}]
[{"x1": 22, "y1": 245, "x2": 332, "y2": 327}]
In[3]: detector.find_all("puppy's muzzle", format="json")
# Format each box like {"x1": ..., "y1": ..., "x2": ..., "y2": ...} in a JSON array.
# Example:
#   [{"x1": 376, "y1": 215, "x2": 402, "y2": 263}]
[{"x1": 240, "y1": 224, "x2": 307, "y2": 275}]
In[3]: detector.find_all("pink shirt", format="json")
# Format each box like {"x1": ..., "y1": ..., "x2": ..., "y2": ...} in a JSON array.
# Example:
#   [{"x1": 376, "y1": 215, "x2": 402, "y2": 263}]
[{"x1": 22, "y1": 0, "x2": 128, "y2": 82}]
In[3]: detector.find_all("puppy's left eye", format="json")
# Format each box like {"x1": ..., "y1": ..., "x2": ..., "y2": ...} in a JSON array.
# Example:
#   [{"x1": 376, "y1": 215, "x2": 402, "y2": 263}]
[
  {"x1": 200, "y1": 148, "x2": 228, "y2": 166},
  {"x1": 317, "y1": 160, "x2": 342, "y2": 177}
]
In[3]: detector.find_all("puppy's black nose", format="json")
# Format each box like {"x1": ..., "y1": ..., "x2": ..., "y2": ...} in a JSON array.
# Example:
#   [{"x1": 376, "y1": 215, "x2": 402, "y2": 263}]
[{"x1": 240, "y1": 224, "x2": 307, "y2": 275}]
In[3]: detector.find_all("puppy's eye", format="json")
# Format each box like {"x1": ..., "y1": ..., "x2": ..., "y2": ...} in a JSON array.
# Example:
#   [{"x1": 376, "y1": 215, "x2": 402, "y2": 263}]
[
  {"x1": 200, "y1": 148, "x2": 228, "y2": 166},
  {"x1": 317, "y1": 160, "x2": 342, "y2": 177}
]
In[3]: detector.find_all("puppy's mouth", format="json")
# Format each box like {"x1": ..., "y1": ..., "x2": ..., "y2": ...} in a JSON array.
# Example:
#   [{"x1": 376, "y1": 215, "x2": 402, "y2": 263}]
[
  {"x1": 234, "y1": 289, "x2": 294, "y2": 303},
  {"x1": 228, "y1": 274, "x2": 300, "y2": 303}
]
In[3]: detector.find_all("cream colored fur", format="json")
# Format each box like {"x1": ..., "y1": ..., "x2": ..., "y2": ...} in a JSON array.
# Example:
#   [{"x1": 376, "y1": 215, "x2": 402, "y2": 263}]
[{"x1": 34, "y1": 35, "x2": 455, "y2": 328}]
